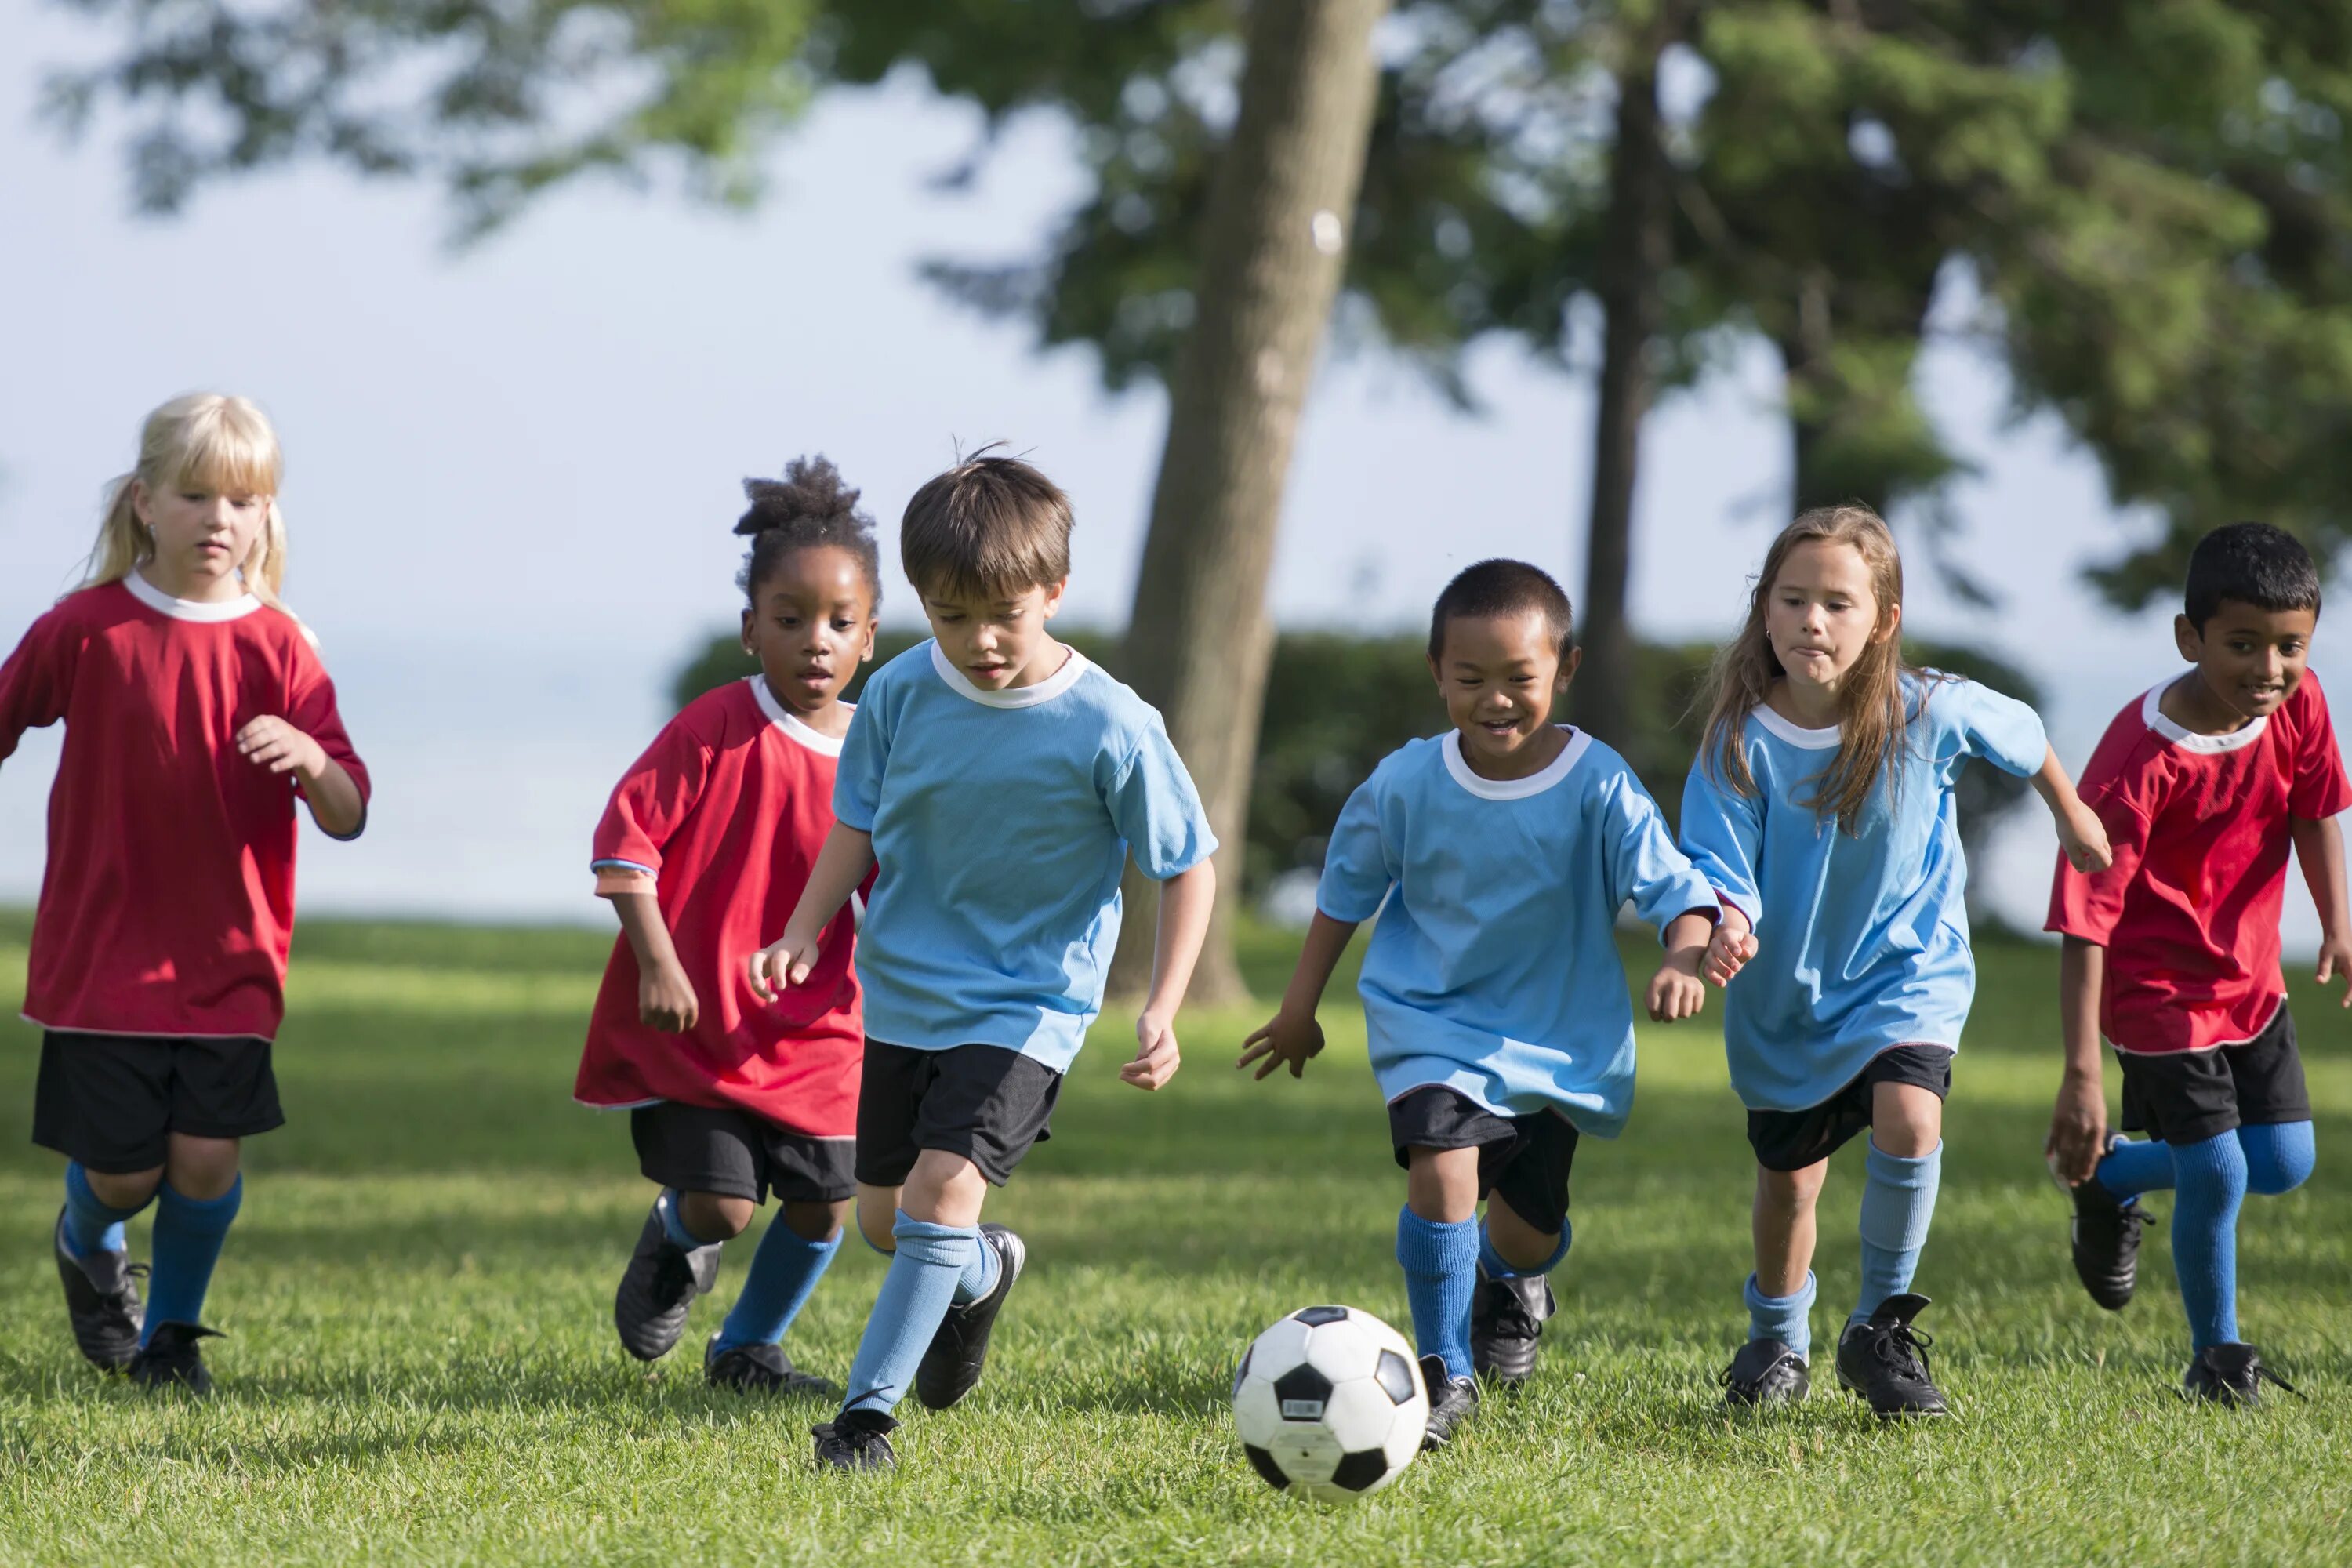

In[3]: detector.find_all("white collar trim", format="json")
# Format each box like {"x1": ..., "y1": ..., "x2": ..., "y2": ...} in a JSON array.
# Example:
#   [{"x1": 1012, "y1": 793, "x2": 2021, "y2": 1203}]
[
  {"x1": 1753, "y1": 703, "x2": 1843, "y2": 750},
  {"x1": 2142, "y1": 678, "x2": 2268, "y2": 754},
  {"x1": 1442, "y1": 727, "x2": 1592, "y2": 800},
  {"x1": 124, "y1": 569, "x2": 261, "y2": 623},
  {"x1": 927, "y1": 639, "x2": 1090, "y2": 708},
  {"x1": 748, "y1": 677, "x2": 848, "y2": 757}
]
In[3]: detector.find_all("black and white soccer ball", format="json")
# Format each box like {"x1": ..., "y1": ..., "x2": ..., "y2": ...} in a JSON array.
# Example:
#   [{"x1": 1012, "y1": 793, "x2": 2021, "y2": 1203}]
[{"x1": 1232, "y1": 1305, "x2": 1428, "y2": 1502}]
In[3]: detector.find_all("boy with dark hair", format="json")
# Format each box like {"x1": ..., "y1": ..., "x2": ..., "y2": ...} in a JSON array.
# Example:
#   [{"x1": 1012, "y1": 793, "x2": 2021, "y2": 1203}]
[
  {"x1": 2049, "y1": 521, "x2": 2351, "y2": 1406},
  {"x1": 752, "y1": 452, "x2": 1219, "y2": 1470},
  {"x1": 1241, "y1": 558, "x2": 1718, "y2": 1446}
]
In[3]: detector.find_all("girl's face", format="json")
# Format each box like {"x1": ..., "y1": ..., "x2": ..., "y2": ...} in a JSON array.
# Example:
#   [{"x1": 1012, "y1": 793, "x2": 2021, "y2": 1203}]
[
  {"x1": 920, "y1": 578, "x2": 1067, "y2": 691},
  {"x1": 742, "y1": 545, "x2": 878, "y2": 725},
  {"x1": 132, "y1": 478, "x2": 268, "y2": 601},
  {"x1": 1766, "y1": 539, "x2": 1896, "y2": 696},
  {"x1": 1429, "y1": 608, "x2": 1577, "y2": 776}
]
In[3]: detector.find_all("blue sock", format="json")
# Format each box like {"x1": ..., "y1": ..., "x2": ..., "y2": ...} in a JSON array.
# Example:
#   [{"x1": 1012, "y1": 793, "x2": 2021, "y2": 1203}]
[
  {"x1": 1852, "y1": 1140, "x2": 1942, "y2": 1326},
  {"x1": 713, "y1": 1215, "x2": 842, "y2": 1353},
  {"x1": 1745, "y1": 1271, "x2": 1816, "y2": 1359},
  {"x1": 2238, "y1": 1120, "x2": 2315, "y2": 1196},
  {"x1": 839, "y1": 1212, "x2": 976, "y2": 1417},
  {"x1": 1395, "y1": 1207, "x2": 1479, "y2": 1382},
  {"x1": 1477, "y1": 1219, "x2": 1570, "y2": 1279},
  {"x1": 2171, "y1": 1131, "x2": 2247, "y2": 1349},
  {"x1": 2096, "y1": 1138, "x2": 2176, "y2": 1203},
  {"x1": 954, "y1": 1229, "x2": 1001, "y2": 1305},
  {"x1": 61, "y1": 1163, "x2": 148, "y2": 1258},
  {"x1": 658, "y1": 1189, "x2": 716, "y2": 1251},
  {"x1": 143, "y1": 1178, "x2": 242, "y2": 1341}
]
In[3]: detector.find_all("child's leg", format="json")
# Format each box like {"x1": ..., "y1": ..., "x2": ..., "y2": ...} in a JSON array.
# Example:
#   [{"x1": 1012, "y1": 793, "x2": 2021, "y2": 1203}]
[
  {"x1": 715, "y1": 1198, "x2": 848, "y2": 1354},
  {"x1": 1853, "y1": 1082, "x2": 1944, "y2": 1324},
  {"x1": 64, "y1": 1162, "x2": 162, "y2": 1258},
  {"x1": 1480, "y1": 1193, "x2": 1566, "y2": 1278},
  {"x1": 671, "y1": 1191, "x2": 756, "y2": 1245},
  {"x1": 838, "y1": 1149, "x2": 988, "y2": 1417},
  {"x1": 145, "y1": 1134, "x2": 243, "y2": 1338},
  {"x1": 2238, "y1": 1120, "x2": 2314, "y2": 1196},
  {"x1": 1749, "y1": 1160, "x2": 1827, "y2": 1356},
  {"x1": 2095, "y1": 1138, "x2": 2176, "y2": 1200},
  {"x1": 1399, "y1": 1145, "x2": 1483, "y2": 1381},
  {"x1": 2170, "y1": 1130, "x2": 2249, "y2": 1349}
]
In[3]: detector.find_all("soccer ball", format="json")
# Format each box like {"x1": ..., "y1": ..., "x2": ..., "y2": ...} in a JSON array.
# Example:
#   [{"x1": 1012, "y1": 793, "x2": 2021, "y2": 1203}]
[{"x1": 1232, "y1": 1305, "x2": 1428, "y2": 1502}]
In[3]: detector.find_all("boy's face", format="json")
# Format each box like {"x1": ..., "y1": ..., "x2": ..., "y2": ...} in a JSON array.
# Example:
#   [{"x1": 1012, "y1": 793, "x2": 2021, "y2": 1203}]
[
  {"x1": 742, "y1": 545, "x2": 879, "y2": 720},
  {"x1": 921, "y1": 578, "x2": 1068, "y2": 691},
  {"x1": 1429, "y1": 608, "x2": 1577, "y2": 770},
  {"x1": 2175, "y1": 599, "x2": 2318, "y2": 722}
]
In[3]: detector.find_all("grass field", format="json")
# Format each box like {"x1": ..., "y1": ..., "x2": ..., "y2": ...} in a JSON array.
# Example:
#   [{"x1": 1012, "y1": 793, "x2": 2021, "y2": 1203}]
[{"x1": 1, "y1": 911, "x2": 2347, "y2": 1566}]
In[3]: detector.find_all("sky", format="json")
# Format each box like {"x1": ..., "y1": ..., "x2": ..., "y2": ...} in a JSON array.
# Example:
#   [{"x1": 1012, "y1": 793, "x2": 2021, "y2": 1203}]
[{"x1": 0, "y1": 4, "x2": 2332, "y2": 949}]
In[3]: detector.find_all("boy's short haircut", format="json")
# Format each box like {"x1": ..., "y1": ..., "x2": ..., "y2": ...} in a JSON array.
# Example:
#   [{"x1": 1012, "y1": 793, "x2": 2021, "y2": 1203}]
[
  {"x1": 902, "y1": 450, "x2": 1073, "y2": 602},
  {"x1": 1428, "y1": 558, "x2": 1575, "y2": 662},
  {"x1": 2185, "y1": 522, "x2": 2322, "y2": 628}
]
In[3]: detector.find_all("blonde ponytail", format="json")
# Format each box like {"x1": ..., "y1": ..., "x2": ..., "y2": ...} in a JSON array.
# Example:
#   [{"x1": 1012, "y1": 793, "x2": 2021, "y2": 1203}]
[{"x1": 79, "y1": 394, "x2": 288, "y2": 602}]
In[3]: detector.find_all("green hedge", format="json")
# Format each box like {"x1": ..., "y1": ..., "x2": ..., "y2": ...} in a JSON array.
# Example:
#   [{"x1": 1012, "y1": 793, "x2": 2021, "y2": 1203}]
[{"x1": 674, "y1": 628, "x2": 2042, "y2": 901}]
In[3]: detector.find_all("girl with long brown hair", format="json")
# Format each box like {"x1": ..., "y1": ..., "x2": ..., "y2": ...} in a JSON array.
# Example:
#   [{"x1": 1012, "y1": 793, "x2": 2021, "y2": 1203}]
[{"x1": 1681, "y1": 505, "x2": 2109, "y2": 1418}]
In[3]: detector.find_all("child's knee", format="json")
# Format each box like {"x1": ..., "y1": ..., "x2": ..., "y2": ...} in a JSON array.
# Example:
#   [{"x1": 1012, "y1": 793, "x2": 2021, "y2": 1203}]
[
  {"x1": 2241, "y1": 1122, "x2": 2316, "y2": 1196},
  {"x1": 163, "y1": 1134, "x2": 241, "y2": 1200},
  {"x1": 677, "y1": 1191, "x2": 756, "y2": 1241},
  {"x1": 1756, "y1": 1162, "x2": 1827, "y2": 1215},
  {"x1": 85, "y1": 1164, "x2": 164, "y2": 1210},
  {"x1": 1403, "y1": 1145, "x2": 1482, "y2": 1225},
  {"x1": 782, "y1": 1198, "x2": 849, "y2": 1243},
  {"x1": 1868, "y1": 1082, "x2": 1943, "y2": 1158},
  {"x1": 855, "y1": 1186, "x2": 899, "y2": 1254}
]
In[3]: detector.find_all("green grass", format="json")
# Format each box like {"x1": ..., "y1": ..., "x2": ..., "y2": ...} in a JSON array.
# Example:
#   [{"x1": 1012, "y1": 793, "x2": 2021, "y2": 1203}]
[{"x1": 0, "y1": 913, "x2": 2347, "y2": 1565}]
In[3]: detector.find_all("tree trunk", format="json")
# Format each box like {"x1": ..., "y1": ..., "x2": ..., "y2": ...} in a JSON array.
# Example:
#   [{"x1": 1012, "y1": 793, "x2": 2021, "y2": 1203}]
[
  {"x1": 1571, "y1": 2, "x2": 1686, "y2": 757},
  {"x1": 1105, "y1": 0, "x2": 1392, "y2": 1008}
]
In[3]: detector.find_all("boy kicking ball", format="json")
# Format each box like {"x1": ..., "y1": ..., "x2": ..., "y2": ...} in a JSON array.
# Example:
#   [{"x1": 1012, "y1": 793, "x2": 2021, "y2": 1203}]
[{"x1": 2048, "y1": 522, "x2": 2350, "y2": 1405}]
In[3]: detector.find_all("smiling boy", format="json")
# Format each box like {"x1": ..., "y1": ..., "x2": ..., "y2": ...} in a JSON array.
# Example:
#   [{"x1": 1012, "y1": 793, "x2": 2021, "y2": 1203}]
[{"x1": 2048, "y1": 522, "x2": 2352, "y2": 1405}]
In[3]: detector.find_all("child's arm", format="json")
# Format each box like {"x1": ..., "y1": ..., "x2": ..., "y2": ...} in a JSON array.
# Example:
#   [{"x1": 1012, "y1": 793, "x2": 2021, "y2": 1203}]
[
  {"x1": 1238, "y1": 909, "x2": 1360, "y2": 1081},
  {"x1": 2030, "y1": 746, "x2": 2113, "y2": 874},
  {"x1": 2291, "y1": 815, "x2": 2352, "y2": 1006},
  {"x1": 1126, "y1": 858, "x2": 1218, "y2": 1091},
  {"x1": 608, "y1": 889, "x2": 698, "y2": 1032},
  {"x1": 2047, "y1": 935, "x2": 2108, "y2": 1184},
  {"x1": 235, "y1": 716, "x2": 365, "y2": 837},
  {"x1": 749, "y1": 823, "x2": 876, "y2": 999},
  {"x1": 1646, "y1": 911, "x2": 1715, "y2": 1022}
]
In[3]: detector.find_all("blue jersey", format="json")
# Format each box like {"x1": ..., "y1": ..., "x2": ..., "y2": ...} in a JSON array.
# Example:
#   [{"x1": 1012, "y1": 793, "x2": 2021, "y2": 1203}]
[
  {"x1": 833, "y1": 641, "x2": 1217, "y2": 1073},
  {"x1": 1317, "y1": 728, "x2": 1718, "y2": 1138},
  {"x1": 1678, "y1": 675, "x2": 2046, "y2": 1112}
]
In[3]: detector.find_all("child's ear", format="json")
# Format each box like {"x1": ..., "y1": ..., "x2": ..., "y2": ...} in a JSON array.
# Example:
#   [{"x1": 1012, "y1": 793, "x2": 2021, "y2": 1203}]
[
  {"x1": 1426, "y1": 653, "x2": 1445, "y2": 695},
  {"x1": 740, "y1": 608, "x2": 756, "y2": 656},
  {"x1": 2174, "y1": 613, "x2": 2202, "y2": 663},
  {"x1": 1872, "y1": 601, "x2": 1904, "y2": 645},
  {"x1": 861, "y1": 616, "x2": 879, "y2": 663},
  {"x1": 1558, "y1": 646, "x2": 1584, "y2": 689},
  {"x1": 1040, "y1": 577, "x2": 1069, "y2": 619}
]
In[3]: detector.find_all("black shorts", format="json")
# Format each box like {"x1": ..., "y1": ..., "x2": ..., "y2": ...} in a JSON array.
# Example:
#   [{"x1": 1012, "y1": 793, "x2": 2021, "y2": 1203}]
[
  {"x1": 2118, "y1": 1003, "x2": 2310, "y2": 1147},
  {"x1": 32, "y1": 1031, "x2": 285, "y2": 1173},
  {"x1": 1745, "y1": 1044, "x2": 1952, "y2": 1173},
  {"x1": 855, "y1": 1040, "x2": 1061, "y2": 1189},
  {"x1": 630, "y1": 1102, "x2": 856, "y2": 1205},
  {"x1": 1388, "y1": 1086, "x2": 1578, "y2": 1237}
]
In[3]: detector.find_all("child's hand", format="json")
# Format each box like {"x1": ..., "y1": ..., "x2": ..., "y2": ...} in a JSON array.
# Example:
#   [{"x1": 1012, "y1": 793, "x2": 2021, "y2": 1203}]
[
  {"x1": 1703, "y1": 919, "x2": 1757, "y2": 988},
  {"x1": 2318, "y1": 927, "x2": 2352, "y2": 1007},
  {"x1": 746, "y1": 932, "x2": 821, "y2": 1001},
  {"x1": 639, "y1": 958, "x2": 699, "y2": 1033},
  {"x1": 1237, "y1": 1011, "x2": 1325, "y2": 1080},
  {"x1": 2057, "y1": 799, "x2": 2113, "y2": 873},
  {"x1": 235, "y1": 715, "x2": 327, "y2": 781},
  {"x1": 1123, "y1": 1009, "x2": 1181, "y2": 1091},
  {"x1": 2045, "y1": 1072, "x2": 2108, "y2": 1187},
  {"x1": 1646, "y1": 949, "x2": 1707, "y2": 1023}
]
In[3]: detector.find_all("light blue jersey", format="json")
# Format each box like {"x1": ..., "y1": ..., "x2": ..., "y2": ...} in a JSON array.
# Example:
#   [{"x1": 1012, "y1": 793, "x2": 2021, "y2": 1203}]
[
  {"x1": 1318, "y1": 728, "x2": 1719, "y2": 1138},
  {"x1": 1679, "y1": 674, "x2": 2046, "y2": 1112},
  {"x1": 834, "y1": 641, "x2": 1217, "y2": 1073}
]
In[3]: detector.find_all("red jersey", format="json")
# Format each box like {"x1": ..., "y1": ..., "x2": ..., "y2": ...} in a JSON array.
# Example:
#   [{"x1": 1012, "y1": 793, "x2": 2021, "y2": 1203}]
[
  {"x1": 575, "y1": 677, "x2": 864, "y2": 1137},
  {"x1": 0, "y1": 575, "x2": 370, "y2": 1040},
  {"x1": 2047, "y1": 671, "x2": 2352, "y2": 1054}
]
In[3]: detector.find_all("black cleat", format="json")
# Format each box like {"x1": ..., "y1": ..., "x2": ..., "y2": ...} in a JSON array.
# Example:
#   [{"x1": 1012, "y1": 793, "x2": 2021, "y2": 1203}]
[
  {"x1": 2067, "y1": 1171, "x2": 2144, "y2": 1312},
  {"x1": 128, "y1": 1322, "x2": 222, "y2": 1397},
  {"x1": 811, "y1": 1408, "x2": 898, "y2": 1472},
  {"x1": 613, "y1": 1202, "x2": 720, "y2": 1362},
  {"x1": 1469, "y1": 1268, "x2": 1554, "y2": 1388},
  {"x1": 2183, "y1": 1343, "x2": 2299, "y2": 1408},
  {"x1": 913, "y1": 1224, "x2": 1025, "y2": 1411},
  {"x1": 1417, "y1": 1352, "x2": 1481, "y2": 1449},
  {"x1": 1719, "y1": 1338, "x2": 1811, "y2": 1408},
  {"x1": 53, "y1": 1210, "x2": 145, "y2": 1371},
  {"x1": 705, "y1": 1338, "x2": 841, "y2": 1399},
  {"x1": 1835, "y1": 1294, "x2": 1949, "y2": 1418}
]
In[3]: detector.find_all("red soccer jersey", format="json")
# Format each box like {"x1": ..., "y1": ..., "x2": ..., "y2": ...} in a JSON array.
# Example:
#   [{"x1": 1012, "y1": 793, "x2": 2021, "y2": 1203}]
[
  {"x1": 575, "y1": 677, "x2": 864, "y2": 1137},
  {"x1": 2047, "y1": 671, "x2": 2352, "y2": 1054},
  {"x1": 0, "y1": 575, "x2": 371, "y2": 1040}
]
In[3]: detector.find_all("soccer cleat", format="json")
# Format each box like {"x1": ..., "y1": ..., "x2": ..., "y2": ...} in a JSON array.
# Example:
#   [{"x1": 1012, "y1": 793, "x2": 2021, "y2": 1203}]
[
  {"x1": 613, "y1": 1203, "x2": 721, "y2": 1362},
  {"x1": 53, "y1": 1210, "x2": 146, "y2": 1371},
  {"x1": 1835, "y1": 1294, "x2": 1949, "y2": 1418},
  {"x1": 913, "y1": 1224, "x2": 1025, "y2": 1411},
  {"x1": 1719, "y1": 1338, "x2": 1811, "y2": 1408},
  {"x1": 2067, "y1": 1171, "x2": 2144, "y2": 1312},
  {"x1": 705, "y1": 1338, "x2": 841, "y2": 1399},
  {"x1": 2182, "y1": 1343, "x2": 2299, "y2": 1408},
  {"x1": 128, "y1": 1322, "x2": 222, "y2": 1397},
  {"x1": 1469, "y1": 1268, "x2": 1554, "y2": 1388},
  {"x1": 1417, "y1": 1352, "x2": 1481, "y2": 1449},
  {"x1": 811, "y1": 1409, "x2": 898, "y2": 1472}
]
